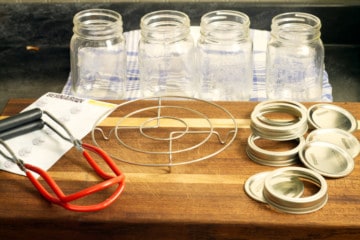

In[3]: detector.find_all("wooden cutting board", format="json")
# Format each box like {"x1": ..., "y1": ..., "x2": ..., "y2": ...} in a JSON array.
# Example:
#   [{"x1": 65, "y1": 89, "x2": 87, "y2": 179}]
[{"x1": 1, "y1": 99, "x2": 360, "y2": 239}]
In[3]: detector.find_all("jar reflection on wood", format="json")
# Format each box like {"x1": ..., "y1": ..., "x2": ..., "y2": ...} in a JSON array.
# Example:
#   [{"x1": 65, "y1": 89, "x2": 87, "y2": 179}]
[
  {"x1": 70, "y1": 9, "x2": 126, "y2": 99},
  {"x1": 266, "y1": 12, "x2": 324, "y2": 102},
  {"x1": 197, "y1": 10, "x2": 253, "y2": 101},
  {"x1": 138, "y1": 10, "x2": 196, "y2": 97}
]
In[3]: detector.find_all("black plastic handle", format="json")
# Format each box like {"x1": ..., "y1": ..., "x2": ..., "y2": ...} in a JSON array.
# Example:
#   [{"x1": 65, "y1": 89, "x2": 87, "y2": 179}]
[
  {"x1": 0, "y1": 120, "x2": 45, "y2": 140},
  {"x1": 0, "y1": 108, "x2": 43, "y2": 133}
]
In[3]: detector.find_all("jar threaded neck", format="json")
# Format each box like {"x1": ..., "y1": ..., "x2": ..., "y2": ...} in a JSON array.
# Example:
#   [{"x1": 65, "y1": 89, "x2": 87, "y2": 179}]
[
  {"x1": 271, "y1": 12, "x2": 321, "y2": 43},
  {"x1": 200, "y1": 10, "x2": 250, "y2": 42},
  {"x1": 140, "y1": 10, "x2": 191, "y2": 43},
  {"x1": 73, "y1": 9, "x2": 123, "y2": 40}
]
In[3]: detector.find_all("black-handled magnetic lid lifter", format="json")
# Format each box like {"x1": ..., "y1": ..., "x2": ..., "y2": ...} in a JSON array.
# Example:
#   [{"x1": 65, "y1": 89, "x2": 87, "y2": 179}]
[{"x1": 0, "y1": 108, "x2": 44, "y2": 140}]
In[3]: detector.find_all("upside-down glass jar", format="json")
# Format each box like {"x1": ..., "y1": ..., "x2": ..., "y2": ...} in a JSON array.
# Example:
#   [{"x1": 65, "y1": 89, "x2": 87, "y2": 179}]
[
  {"x1": 197, "y1": 10, "x2": 253, "y2": 101},
  {"x1": 138, "y1": 10, "x2": 196, "y2": 97},
  {"x1": 266, "y1": 12, "x2": 324, "y2": 102},
  {"x1": 70, "y1": 9, "x2": 126, "y2": 99}
]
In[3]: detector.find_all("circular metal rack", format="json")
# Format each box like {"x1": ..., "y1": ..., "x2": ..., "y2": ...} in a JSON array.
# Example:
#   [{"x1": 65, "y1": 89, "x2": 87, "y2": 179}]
[{"x1": 91, "y1": 96, "x2": 238, "y2": 168}]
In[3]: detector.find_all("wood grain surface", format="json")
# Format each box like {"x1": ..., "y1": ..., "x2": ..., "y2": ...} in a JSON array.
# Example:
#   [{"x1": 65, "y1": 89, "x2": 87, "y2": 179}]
[{"x1": 1, "y1": 99, "x2": 360, "y2": 239}]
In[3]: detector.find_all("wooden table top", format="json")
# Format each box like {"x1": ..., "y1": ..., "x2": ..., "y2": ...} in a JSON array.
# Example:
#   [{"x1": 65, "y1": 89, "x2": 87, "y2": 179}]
[{"x1": 1, "y1": 99, "x2": 360, "y2": 239}]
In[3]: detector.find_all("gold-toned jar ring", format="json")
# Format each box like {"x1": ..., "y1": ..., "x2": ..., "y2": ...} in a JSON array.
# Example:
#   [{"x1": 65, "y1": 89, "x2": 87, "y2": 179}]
[
  {"x1": 263, "y1": 167, "x2": 328, "y2": 214},
  {"x1": 246, "y1": 134, "x2": 304, "y2": 166},
  {"x1": 250, "y1": 100, "x2": 308, "y2": 140}
]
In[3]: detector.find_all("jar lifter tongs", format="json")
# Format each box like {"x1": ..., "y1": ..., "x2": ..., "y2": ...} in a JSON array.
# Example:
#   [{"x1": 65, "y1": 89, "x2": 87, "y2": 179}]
[{"x1": 0, "y1": 108, "x2": 125, "y2": 212}]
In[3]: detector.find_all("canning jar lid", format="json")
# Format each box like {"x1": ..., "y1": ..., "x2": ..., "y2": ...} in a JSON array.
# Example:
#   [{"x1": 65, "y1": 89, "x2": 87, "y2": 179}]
[
  {"x1": 307, "y1": 104, "x2": 358, "y2": 133},
  {"x1": 306, "y1": 128, "x2": 360, "y2": 158},
  {"x1": 244, "y1": 171, "x2": 305, "y2": 203},
  {"x1": 299, "y1": 141, "x2": 355, "y2": 178},
  {"x1": 263, "y1": 167, "x2": 328, "y2": 214},
  {"x1": 244, "y1": 171, "x2": 271, "y2": 203}
]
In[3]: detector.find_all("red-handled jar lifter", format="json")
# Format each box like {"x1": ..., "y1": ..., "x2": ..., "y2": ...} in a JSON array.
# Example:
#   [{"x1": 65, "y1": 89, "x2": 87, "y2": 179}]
[{"x1": 0, "y1": 108, "x2": 125, "y2": 212}]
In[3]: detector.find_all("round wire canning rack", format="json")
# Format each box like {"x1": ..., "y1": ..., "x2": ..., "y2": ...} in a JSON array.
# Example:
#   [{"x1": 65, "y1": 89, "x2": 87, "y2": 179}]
[{"x1": 90, "y1": 96, "x2": 238, "y2": 167}]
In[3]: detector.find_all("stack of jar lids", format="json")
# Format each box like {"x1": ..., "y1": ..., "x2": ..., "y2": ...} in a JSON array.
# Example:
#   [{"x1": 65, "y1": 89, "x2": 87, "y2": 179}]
[
  {"x1": 244, "y1": 100, "x2": 359, "y2": 214},
  {"x1": 300, "y1": 103, "x2": 359, "y2": 178}
]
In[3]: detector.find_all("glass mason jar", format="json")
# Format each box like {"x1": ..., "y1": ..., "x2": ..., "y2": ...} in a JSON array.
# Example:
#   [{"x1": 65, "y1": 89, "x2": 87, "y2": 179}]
[
  {"x1": 266, "y1": 12, "x2": 324, "y2": 101},
  {"x1": 70, "y1": 9, "x2": 126, "y2": 99},
  {"x1": 139, "y1": 10, "x2": 196, "y2": 97},
  {"x1": 197, "y1": 10, "x2": 253, "y2": 101}
]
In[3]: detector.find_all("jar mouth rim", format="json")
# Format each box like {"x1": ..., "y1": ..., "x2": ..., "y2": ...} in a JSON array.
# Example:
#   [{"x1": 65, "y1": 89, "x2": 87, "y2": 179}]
[
  {"x1": 271, "y1": 12, "x2": 321, "y2": 30},
  {"x1": 200, "y1": 10, "x2": 250, "y2": 27},
  {"x1": 73, "y1": 8, "x2": 122, "y2": 26},
  {"x1": 140, "y1": 10, "x2": 190, "y2": 30}
]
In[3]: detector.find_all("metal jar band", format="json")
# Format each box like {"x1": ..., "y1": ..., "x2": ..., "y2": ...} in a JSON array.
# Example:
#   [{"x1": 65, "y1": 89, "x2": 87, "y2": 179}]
[
  {"x1": 263, "y1": 167, "x2": 328, "y2": 214},
  {"x1": 250, "y1": 100, "x2": 308, "y2": 141},
  {"x1": 246, "y1": 133, "x2": 305, "y2": 166}
]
